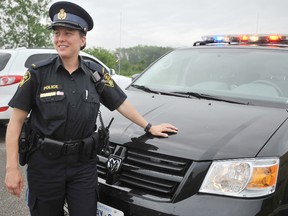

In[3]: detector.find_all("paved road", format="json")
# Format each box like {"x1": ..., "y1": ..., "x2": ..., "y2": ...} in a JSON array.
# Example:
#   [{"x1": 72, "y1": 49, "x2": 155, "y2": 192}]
[{"x1": 0, "y1": 125, "x2": 30, "y2": 216}]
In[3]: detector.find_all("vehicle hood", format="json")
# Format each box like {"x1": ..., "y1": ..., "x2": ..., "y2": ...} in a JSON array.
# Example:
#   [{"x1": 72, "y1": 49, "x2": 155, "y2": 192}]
[{"x1": 100, "y1": 90, "x2": 288, "y2": 161}]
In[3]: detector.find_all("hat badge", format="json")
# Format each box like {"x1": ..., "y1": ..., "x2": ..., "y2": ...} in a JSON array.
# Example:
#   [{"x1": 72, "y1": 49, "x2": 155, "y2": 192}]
[{"x1": 57, "y1": 9, "x2": 67, "y2": 20}]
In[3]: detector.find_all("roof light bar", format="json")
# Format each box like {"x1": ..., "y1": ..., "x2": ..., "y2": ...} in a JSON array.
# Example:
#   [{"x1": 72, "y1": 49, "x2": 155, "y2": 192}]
[{"x1": 201, "y1": 34, "x2": 288, "y2": 45}]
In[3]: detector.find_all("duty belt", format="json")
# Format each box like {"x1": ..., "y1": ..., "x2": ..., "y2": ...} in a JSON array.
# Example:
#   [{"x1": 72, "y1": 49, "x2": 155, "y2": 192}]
[{"x1": 36, "y1": 133, "x2": 99, "y2": 162}]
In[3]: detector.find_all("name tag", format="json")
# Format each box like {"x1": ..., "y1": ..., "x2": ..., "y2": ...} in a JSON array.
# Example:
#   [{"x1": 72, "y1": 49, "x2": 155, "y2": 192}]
[{"x1": 40, "y1": 91, "x2": 64, "y2": 98}]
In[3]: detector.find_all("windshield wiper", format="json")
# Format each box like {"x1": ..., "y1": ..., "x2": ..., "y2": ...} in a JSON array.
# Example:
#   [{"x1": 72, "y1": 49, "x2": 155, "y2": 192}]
[
  {"x1": 131, "y1": 84, "x2": 160, "y2": 94},
  {"x1": 173, "y1": 91, "x2": 249, "y2": 105},
  {"x1": 131, "y1": 84, "x2": 193, "y2": 98},
  {"x1": 131, "y1": 85, "x2": 247, "y2": 103}
]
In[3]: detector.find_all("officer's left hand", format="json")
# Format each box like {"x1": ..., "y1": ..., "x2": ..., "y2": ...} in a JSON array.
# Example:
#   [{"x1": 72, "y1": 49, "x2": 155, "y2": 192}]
[{"x1": 149, "y1": 123, "x2": 178, "y2": 138}]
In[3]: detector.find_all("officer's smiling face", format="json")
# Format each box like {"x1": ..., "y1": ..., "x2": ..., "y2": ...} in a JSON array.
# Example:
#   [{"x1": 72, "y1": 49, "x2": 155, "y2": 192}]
[{"x1": 53, "y1": 27, "x2": 86, "y2": 59}]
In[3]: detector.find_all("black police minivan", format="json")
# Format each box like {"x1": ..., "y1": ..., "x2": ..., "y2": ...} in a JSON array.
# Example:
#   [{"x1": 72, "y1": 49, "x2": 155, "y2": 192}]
[{"x1": 96, "y1": 34, "x2": 288, "y2": 216}]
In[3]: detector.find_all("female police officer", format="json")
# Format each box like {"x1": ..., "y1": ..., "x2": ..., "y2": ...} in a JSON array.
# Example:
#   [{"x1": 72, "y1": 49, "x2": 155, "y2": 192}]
[{"x1": 5, "y1": 1, "x2": 178, "y2": 216}]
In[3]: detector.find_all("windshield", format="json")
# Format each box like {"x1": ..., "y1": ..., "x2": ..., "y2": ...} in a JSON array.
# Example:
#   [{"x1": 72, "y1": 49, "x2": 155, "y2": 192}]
[{"x1": 133, "y1": 47, "x2": 288, "y2": 107}]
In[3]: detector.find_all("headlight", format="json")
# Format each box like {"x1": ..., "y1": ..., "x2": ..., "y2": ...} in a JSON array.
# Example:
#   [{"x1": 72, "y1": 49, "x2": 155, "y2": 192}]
[{"x1": 199, "y1": 158, "x2": 279, "y2": 197}]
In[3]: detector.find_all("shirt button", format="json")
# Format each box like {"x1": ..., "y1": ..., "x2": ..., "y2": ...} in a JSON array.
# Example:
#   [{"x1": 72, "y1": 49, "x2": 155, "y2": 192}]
[{"x1": 72, "y1": 90, "x2": 76, "y2": 94}]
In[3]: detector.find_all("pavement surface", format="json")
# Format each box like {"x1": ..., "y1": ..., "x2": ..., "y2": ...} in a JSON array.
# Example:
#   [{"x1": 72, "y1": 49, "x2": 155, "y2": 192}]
[{"x1": 0, "y1": 125, "x2": 30, "y2": 216}]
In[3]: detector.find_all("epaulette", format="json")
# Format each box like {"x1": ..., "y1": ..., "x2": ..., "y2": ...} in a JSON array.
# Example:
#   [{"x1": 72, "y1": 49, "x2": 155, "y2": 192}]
[
  {"x1": 84, "y1": 60, "x2": 107, "y2": 75},
  {"x1": 31, "y1": 56, "x2": 57, "y2": 70},
  {"x1": 84, "y1": 60, "x2": 108, "y2": 92}
]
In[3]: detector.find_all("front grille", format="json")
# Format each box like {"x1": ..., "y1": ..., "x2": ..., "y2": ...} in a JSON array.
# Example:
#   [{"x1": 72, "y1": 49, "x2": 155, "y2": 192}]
[{"x1": 97, "y1": 143, "x2": 191, "y2": 200}]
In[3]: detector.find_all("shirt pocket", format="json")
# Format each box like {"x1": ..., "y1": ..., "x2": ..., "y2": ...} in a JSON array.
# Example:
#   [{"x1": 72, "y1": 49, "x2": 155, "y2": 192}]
[
  {"x1": 82, "y1": 91, "x2": 100, "y2": 121},
  {"x1": 38, "y1": 94, "x2": 66, "y2": 120}
]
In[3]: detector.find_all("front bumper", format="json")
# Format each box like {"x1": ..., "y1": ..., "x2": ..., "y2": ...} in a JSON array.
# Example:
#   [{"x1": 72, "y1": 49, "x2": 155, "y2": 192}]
[{"x1": 98, "y1": 181, "x2": 286, "y2": 216}]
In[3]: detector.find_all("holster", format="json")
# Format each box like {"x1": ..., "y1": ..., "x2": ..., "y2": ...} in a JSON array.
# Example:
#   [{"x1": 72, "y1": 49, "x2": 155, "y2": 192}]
[{"x1": 18, "y1": 120, "x2": 31, "y2": 166}]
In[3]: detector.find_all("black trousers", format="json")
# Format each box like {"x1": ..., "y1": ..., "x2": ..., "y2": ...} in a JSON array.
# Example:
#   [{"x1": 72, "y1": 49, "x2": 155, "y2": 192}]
[{"x1": 27, "y1": 150, "x2": 98, "y2": 216}]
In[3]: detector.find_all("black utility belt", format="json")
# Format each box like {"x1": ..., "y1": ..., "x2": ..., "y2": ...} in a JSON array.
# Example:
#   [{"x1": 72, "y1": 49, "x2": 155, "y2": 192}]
[
  {"x1": 38, "y1": 138, "x2": 81, "y2": 157},
  {"x1": 37, "y1": 132, "x2": 99, "y2": 162}
]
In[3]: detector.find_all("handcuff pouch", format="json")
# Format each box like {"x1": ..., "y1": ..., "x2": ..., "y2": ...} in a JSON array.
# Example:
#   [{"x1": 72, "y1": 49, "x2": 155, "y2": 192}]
[{"x1": 41, "y1": 138, "x2": 64, "y2": 159}]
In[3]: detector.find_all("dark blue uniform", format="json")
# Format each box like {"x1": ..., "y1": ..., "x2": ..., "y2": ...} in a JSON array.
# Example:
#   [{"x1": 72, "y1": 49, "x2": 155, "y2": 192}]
[
  {"x1": 9, "y1": 56, "x2": 127, "y2": 215},
  {"x1": 8, "y1": 1, "x2": 128, "y2": 214}
]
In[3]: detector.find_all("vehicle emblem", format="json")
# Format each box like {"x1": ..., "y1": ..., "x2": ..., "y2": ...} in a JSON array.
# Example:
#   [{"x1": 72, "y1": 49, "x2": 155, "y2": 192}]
[
  {"x1": 106, "y1": 146, "x2": 126, "y2": 184},
  {"x1": 57, "y1": 9, "x2": 67, "y2": 20},
  {"x1": 107, "y1": 156, "x2": 122, "y2": 173}
]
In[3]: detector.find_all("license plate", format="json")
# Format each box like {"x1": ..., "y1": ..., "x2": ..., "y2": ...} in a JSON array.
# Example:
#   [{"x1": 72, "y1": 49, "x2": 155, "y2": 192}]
[{"x1": 97, "y1": 202, "x2": 124, "y2": 216}]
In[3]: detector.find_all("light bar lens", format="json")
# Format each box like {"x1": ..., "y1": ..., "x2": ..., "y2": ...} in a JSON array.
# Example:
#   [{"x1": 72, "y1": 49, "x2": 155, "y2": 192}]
[
  {"x1": 214, "y1": 36, "x2": 224, "y2": 42},
  {"x1": 241, "y1": 36, "x2": 249, "y2": 41},
  {"x1": 269, "y1": 35, "x2": 280, "y2": 41},
  {"x1": 249, "y1": 35, "x2": 259, "y2": 42}
]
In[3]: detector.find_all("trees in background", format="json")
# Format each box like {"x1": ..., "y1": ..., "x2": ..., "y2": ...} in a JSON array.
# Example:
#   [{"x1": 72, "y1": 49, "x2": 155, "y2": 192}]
[
  {"x1": 84, "y1": 45, "x2": 173, "y2": 77},
  {"x1": 115, "y1": 45, "x2": 173, "y2": 77},
  {"x1": 84, "y1": 47, "x2": 117, "y2": 70},
  {"x1": 0, "y1": 0, "x2": 52, "y2": 48},
  {"x1": 0, "y1": 0, "x2": 172, "y2": 77}
]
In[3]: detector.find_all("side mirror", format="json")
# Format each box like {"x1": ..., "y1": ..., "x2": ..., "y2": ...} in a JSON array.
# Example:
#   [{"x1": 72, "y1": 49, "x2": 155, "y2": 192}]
[{"x1": 110, "y1": 69, "x2": 116, "y2": 75}]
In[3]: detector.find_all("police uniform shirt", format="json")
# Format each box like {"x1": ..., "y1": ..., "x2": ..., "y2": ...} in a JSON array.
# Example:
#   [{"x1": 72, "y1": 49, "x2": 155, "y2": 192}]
[{"x1": 9, "y1": 56, "x2": 127, "y2": 141}]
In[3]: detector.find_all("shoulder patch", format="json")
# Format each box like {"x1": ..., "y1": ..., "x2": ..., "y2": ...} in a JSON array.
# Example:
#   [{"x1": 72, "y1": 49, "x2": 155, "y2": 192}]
[
  {"x1": 19, "y1": 70, "x2": 31, "y2": 87},
  {"x1": 103, "y1": 73, "x2": 114, "y2": 87},
  {"x1": 31, "y1": 56, "x2": 57, "y2": 70}
]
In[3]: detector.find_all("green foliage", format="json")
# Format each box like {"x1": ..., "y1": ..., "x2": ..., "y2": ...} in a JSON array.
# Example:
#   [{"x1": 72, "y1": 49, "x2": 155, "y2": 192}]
[
  {"x1": 116, "y1": 45, "x2": 173, "y2": 77},
  {"x1": 0, "y1": 0, "x2": 52, "y2": 48},
  {"x1": 84, "y1": 47, "x2": 117, "y2": 70},
  {"x1": 83, "y1": 45, "x2": 173, "y2": 77}
]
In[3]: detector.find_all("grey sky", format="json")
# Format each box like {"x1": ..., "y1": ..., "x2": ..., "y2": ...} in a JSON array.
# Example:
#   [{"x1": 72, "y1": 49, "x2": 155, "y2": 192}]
[{"x1": 51, "y1": 0, "x2": 288, "y2": 50}]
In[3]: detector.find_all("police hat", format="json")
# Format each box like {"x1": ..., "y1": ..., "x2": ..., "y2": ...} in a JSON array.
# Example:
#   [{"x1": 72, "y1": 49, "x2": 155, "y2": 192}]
[{"x1": 48, "y1": 1, "x2": 94, "y2": 33}]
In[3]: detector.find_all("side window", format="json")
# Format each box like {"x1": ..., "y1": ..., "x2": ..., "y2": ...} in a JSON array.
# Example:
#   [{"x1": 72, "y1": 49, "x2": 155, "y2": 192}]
[
  {"x1": 0, "y1": 53, "x2": 12, "y2": 71},
  {"x1": 25, "y1": 54, "x2": 58, "y2": 68}
]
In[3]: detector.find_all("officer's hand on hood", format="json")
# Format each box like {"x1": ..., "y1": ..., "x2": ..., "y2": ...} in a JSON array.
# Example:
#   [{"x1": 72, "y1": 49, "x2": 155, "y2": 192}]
[{"x1": 148, "y1": 123, "x2": 178, "y2": 138}]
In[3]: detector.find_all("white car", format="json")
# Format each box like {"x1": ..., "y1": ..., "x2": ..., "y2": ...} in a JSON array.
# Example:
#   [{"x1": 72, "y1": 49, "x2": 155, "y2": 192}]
[{"x1": 0, "y1": 48, "x2": 131, "y2": 125}]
